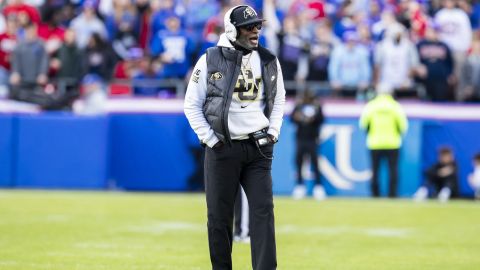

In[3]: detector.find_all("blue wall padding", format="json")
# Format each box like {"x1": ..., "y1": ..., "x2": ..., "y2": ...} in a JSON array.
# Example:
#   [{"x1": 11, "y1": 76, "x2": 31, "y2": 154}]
[
  {"x1": 109, "y1": 114, "x2": 195, "y2": 191},
  {"x1": 422, "y1": 120, "x2": 480, "y2": 197},
  {"x1": 0, "y1": 114, "x2": 13, "y2": 187},
  {"x1": 272, "y1": 118, "x2": 423, "y2": 197},
  {"x1": 14, "y1": 113, "x2": 109, "y2": 189}
]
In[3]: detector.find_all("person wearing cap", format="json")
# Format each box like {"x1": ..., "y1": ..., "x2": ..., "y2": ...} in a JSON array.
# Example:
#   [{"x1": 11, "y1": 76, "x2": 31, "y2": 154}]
[
  {"x1": 359, "y1": 83, "x2": 408, "y2": 198},
  {"x1": 184, "y1": 5, "x2": 285, "y2": 270}
]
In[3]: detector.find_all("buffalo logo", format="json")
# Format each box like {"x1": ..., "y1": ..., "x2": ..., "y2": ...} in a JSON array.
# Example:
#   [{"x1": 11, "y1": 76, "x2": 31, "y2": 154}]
[
  {"x1": 244, "y1": 7, "x2": 256, "y2": 19},
  {"x1": 210, "y1": 72, "x2": 223, "y2": 80}
]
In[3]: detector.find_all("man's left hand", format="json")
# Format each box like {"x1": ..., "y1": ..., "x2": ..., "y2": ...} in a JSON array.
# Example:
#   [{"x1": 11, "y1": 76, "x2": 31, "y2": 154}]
[{"x1": 268, "y1": 134, "x2": 277, "y2": 144}]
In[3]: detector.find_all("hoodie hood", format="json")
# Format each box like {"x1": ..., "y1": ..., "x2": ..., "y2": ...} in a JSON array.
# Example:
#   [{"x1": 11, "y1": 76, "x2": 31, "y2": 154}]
[{"x1": 217, "y1": 33, "x2": 234, "y2": 48}]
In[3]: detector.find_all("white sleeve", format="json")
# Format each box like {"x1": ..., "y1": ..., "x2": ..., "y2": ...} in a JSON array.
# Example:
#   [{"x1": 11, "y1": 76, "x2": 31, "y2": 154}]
[
  {"x1": 183, "y1": 54, "x2": 220, "y2": 148},
  {"x1": 267, "y1": 58, "x2": 286, "y2": 139}
]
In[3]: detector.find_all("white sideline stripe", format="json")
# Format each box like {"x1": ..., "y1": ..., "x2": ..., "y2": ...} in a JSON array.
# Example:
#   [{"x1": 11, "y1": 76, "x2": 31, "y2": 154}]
[
  {"x1": 121, "y1": 221, "x2": 412, "y2": 238},
  {"x1": 124, "y1": 221, "x2": 204, "y2": 234},
  {"x1": 277, "y1": 225, "x2": 413, "y2": 238}
]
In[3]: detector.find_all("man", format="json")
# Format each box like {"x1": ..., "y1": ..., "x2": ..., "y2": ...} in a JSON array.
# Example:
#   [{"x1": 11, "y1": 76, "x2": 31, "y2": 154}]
[
  {"x1": 291, "y1": 90, "x2": 325, "y2": 200},
  {"x1": 374, "y1": 23, "x2": 419, "y2": 98},
  {"x1": 328, "y1": 31, "x2": 371, "y2": 97},
  {"x1": 359, "y1": 83, "x2": 408, "y2": 198},
  {"x1": 413, "y1": 147, "x2": 458, "y2": 202},
  {"x1": 416, "y1": 24, "x2": 454, "y2": 101},
  {"x1": 9, "y1": 22, "x2": 49, "y2": 106},
  {"x1": 184, "y1": 5, "x2": 285, "y2": 270}
]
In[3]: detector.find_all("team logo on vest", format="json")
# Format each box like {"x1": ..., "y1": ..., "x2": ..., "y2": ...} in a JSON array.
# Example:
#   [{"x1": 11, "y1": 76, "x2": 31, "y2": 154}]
[
  {"x1": 244, "y1": 7, "x2": 256, "y2": 19},
  {"x1": 210, "y1": 72, "x2": 223, "y2": 80}
]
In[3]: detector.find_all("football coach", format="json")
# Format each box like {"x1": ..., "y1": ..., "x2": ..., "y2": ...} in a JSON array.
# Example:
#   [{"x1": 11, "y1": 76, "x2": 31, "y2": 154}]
[{"x1": 184, "y1": 4, "x2": 286, "y2": 270}]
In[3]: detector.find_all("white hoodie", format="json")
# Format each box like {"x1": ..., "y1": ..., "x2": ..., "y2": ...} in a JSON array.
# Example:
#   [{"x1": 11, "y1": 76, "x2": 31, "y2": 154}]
[{"x1": 184, "y1": 34, "x2": 286, "y2": 147}]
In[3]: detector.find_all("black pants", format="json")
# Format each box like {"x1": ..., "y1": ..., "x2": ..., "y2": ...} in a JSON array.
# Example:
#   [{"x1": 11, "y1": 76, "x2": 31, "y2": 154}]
[
  {"x1": 370, "y1": 149, "x2": 399, "y2": 198},
  {"x1": 234, "y1": 185, "x2": 249, "y2": 237},
  {"x1": 205, "y1": 140, "x2": 276, "y2": 270},
  {"x1": 295, "y1": 140, "x2": 321, "y2": 185}
]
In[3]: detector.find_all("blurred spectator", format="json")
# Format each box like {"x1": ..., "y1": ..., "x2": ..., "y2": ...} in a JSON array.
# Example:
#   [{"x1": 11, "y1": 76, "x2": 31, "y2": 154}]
[
  {"x1": 38, "y1": 7, "x2": 65, "y2": 76},
  {"x1": 0, "y1": 15, "x2": 18, "y2": 96},
  {"x1": 277, "y1": 15, "x2": 307, "y2": 84},
  {"x1": 113, "y1": 47, "x2": 143, "y2": 79},
  {"x1": 407, "y1": 0, "x2": 428, "y2": 42},
  {"x1": 70, "y1": 0, "x2": 108, "y2": 48},
  {"x1": 306, "y1": 21, "x2": 339, "y2": 85},
  {"x1": 3, "y1": 0, "x2": 41, "y2": 25},
  {"x1": 328, "y1": 31, "x2": 371, "y2": 98},
  {"x1": 52, "y1": 28, "x2": 84, "y2": 99},
  {"x1": 83, "y1": 33, "x2": 117, "y2": 83},
  {"x1": 434, "y1": 0, "x2": 472, "y2": 99},
  {"x1": 133, "y1": 0, "x2": 153, "y2": 49},
  {"x1": 183, "y1": 0, "x2": 219, "y2": 41},
  {"x1": 150, "y1": 15, "x2": 194, "y2": 79},
  {"x1": 416, "y1": 24, "x2": 454, "y2": 101},
  {"x1": 468, "y1": 153, "x2": 480, "y2": 200},
  {"x1": 104, "y1": 0, "x2": 139, "y2": 42},
  {"x1": 459, "y1": 38, "x2": 480, "y2": 102},
  {"x1": 359, "y1": 83, "x2": 408, "y2": 198},
  {"x1": 413, "y1": 146, "x2": 459, "y2": 202},
  {"x1": 374, "y1": 23, "x2": 420, "y2": 98},
  {"x1": 111, "y1": 12, "x2": 140, "y2": 60},
  {"x1": 9, "y1": 22, "x2": 48, "y2": 96},
  {"x1": 149, "y1": 0, "x2": 183, "y2": 37},
  {"x1": 132, "y1": 57, "x2": 165, "y2": 97},
  {"x1": 291, "y1": 90, "x2": 325, "y2": 200},
  {"x1": 75, "y1": 73, "x2": 107, "y2": 115}
]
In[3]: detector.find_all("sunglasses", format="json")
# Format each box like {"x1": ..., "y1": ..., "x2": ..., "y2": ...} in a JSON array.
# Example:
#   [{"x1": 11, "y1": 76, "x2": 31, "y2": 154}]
[{"x1": 243, "y1": 23, "x2": 262, "y2": 31}]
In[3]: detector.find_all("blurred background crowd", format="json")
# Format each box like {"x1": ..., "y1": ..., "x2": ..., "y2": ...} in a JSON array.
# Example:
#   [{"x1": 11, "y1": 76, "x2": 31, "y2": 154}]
[{"x1": 1, "y1": 0, "x2": 480, "y2": 110}]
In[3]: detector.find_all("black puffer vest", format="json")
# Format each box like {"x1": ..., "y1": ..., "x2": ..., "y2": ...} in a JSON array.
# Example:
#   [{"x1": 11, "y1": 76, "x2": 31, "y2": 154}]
[{"x1": 204, "y1": 46, "x2": 278, "y2": 145}]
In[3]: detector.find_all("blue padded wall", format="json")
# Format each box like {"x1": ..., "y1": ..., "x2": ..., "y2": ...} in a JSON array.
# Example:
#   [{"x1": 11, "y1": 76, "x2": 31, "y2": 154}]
[
  {"x1": 109, "y1": 113, "x2": 195, "y2": 191},
  {"x1": 15, "y1": 113, "x2": 109, "y2": 189},
  {"x1": 0, "y1": 114, "x2": 13, "y2": 187}
]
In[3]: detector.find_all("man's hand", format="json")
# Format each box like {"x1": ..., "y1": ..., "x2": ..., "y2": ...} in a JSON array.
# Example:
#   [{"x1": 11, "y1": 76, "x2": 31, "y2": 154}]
[
  {"x1": 212, "y1": 141, "x2": 224, "y2": 149},
  {"x1": 268, "y1": 134, "x2": 277, "y2": 144}
]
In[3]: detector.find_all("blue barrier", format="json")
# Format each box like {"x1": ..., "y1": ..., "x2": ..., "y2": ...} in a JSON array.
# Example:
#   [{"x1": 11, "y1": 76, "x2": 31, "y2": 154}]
[
  {"x1": 272, "y1": 118, "x2": 423, "y2": 196},
  {"x1": 422, "y1": 120, "x2": 480, "y2": 197},
  {"x1": 0, "y1": 114, "x2": 13, "y2": 187},
  {"x1": 0, "y1": 100, "x2": 478, "y2": 198},
  {"x1": 14, "y1": 113, "x2": 109, "y2": 189},
  {"x1": 109, "y1": 114, "x2": 195, "y2": 191}
]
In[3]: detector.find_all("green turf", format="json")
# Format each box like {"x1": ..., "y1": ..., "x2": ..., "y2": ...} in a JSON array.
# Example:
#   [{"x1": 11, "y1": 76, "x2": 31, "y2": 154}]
[{"x1": 0, "y1": 190, "x2": 479, "y2": 270}]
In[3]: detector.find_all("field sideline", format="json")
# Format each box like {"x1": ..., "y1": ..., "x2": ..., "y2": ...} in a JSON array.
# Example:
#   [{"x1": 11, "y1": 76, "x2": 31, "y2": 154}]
[{"x1": 0, "y1": 190, "x2": 479, "y2": 270}]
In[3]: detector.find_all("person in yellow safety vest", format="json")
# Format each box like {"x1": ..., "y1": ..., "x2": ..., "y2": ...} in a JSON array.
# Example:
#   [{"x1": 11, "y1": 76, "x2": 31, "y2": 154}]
[{"x1": 359, "y1": 83, "x2": 408, "y2": 198}]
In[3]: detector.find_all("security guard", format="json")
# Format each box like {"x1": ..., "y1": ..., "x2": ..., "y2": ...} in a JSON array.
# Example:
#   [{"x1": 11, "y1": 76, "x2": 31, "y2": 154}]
[{"x1": 359, "y1": 83, "x2": 408, "y2": 197}]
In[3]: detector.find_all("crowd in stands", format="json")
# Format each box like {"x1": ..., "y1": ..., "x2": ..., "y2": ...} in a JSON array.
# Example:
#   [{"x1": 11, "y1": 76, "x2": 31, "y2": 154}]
[{"x1": 1, "y1": 0, "x2": 480, "y2": 108}]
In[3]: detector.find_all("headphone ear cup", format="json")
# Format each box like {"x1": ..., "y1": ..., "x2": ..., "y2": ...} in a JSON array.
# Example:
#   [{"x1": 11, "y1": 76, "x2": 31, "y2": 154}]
[{"x1": 225, "y1": 23, "x2": 237, "y2": 42}]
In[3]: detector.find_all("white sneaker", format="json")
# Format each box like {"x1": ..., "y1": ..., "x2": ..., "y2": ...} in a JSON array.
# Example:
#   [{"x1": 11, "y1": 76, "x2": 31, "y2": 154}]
[
  {"x1": 233, "y1": 235, "x2": 250, "y2": 244},
  {"x1": 413, "y1": 186, "x2": 428, "y2": 202},
  {"x1": 438, "y1": 187, "x2": 451, "y2": 203},
  {"x1": 313, "y1": 185, "x2": 327, "y2": 201},
  {"x1": 292, "y1": 185, "x2": 307, "y2": 200}
]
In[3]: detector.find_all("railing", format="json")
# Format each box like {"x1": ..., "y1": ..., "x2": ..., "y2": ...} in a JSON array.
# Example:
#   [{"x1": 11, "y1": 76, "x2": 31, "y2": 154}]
[{"x1": 114, "y1": 78, "x2": 426, "y2": 99}]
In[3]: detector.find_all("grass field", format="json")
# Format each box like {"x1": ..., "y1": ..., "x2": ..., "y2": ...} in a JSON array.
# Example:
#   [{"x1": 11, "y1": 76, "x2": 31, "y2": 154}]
[{"x1": 0, "y1": 190, "x2": 479, "y2": 270}]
